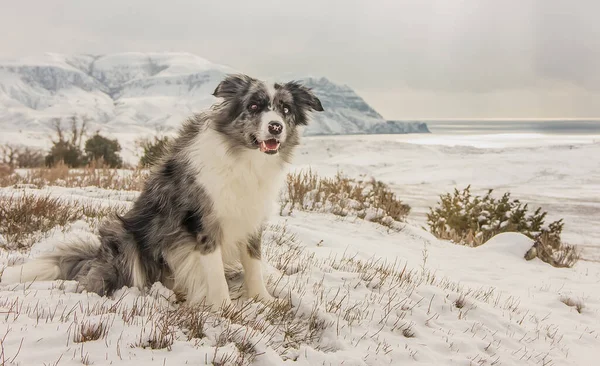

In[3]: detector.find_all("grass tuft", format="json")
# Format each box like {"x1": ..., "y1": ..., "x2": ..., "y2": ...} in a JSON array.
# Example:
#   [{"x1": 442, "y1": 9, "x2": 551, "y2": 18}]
[
  {"x1": 280, "y1": 170, "x2": 409, "y2": 228},
  {"x1": 560, "y1": 296, "x2": 584, "y2": 314},
  {"x1": 73, "y1": 320, "x2": 109, "y2": 343},
  {"x1": 0, "y1": 193, "x2": 125, "y2": 250},
  {"x1": 0, "y1": 194, "x2": 82, "y2": 250}
]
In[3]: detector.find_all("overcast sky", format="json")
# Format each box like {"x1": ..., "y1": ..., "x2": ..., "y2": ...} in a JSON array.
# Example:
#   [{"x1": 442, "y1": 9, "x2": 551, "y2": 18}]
[{"x1": 1, "y1": 0, "x2": 598, "y2": 119}]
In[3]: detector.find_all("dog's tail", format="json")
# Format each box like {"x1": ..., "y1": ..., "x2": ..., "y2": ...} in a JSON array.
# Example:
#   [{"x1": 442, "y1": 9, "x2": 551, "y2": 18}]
[{"x1": 1, "y1": 238, "x2": 101, "y2": 286}]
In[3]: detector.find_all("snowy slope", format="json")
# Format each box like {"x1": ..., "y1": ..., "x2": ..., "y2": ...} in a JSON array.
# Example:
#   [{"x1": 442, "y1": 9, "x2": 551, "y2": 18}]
[
  {"x1": 293, "y1": 134, "x2": 600, "y2": 261},
  {"x1": 0, "y1": 52, "x2": 428, "y2": 138},
  {"x1": 1, "y1": 133, "x2": 599, "y2": 364},
  {"x1": 0, "y1": 184, "x2": 598, "y2": 365}
]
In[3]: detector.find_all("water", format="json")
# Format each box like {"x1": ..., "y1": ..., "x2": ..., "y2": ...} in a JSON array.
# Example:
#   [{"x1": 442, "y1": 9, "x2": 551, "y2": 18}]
[{"x1": 426, "y1": 119, "x2": 600, "y2": 135}]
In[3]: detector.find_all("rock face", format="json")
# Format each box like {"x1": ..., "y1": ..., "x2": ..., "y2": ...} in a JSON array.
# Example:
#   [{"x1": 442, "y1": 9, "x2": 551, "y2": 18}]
[{"x1": 0, "y1": 52, "x2": 429, "y2": 136}]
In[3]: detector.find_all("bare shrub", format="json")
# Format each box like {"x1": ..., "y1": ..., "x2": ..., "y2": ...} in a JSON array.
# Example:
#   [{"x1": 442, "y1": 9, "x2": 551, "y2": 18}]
[
  {"x1": 281, "y1": 170, "x2": 410, "y2": 228},
  {"x1": 16, "y1": 147, "x2": 45, "y2": 168},
  {"x1": 137, "y1": 135, "x2": 170, "y2": 168},
  {"x1": 45, "y1": 117, "x2": 88, "y2": 168},
  {"x1": 525, "y1": 223, "x2": 580, "y2": 268}
]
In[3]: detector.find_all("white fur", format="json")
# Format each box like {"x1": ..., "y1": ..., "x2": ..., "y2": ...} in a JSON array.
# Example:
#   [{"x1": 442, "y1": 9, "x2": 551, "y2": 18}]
[
  {"x1": 184, "y1": 125, "x2": 285, "y2": 305},
  {"x1": 165, "y1": 241, "x2": 231, "y2": 309},
  {"x1": 188, "y1": 126, "x2": 283, "y2": 258},
  {"x1": 265, "y1": 82, "x2": 277, "y2": 101},
  {"x1": 240, "y1": 244, "x2": 273, "y2": 302},
  {"x1": 259, "y1": 110, "x2": 286, "y2": 142},
  {"x1": 1, "y1": 259, "x2": 61, "y2": 284},
  {"x1": 130, "y1": 255, "x2": 146, "y2": 290}
]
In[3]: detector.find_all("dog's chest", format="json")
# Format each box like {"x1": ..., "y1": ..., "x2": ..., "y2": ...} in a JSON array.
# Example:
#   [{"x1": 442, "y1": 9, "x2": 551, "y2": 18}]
[
  {"x1": 190, "y1": 133, "x2": 283, "y2": 246},
  {"x1": 206, "y1": 159, "x2": 280, "y2": 243}
]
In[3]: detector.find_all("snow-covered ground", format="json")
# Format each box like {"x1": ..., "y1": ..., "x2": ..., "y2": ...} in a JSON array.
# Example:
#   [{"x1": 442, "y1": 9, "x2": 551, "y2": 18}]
[
  {"x1": 294, "y1": 133, "x2": 600, "y2": 262},
  {"x1": 1, "y1": 132, "x2": 599, "y2": 365}
]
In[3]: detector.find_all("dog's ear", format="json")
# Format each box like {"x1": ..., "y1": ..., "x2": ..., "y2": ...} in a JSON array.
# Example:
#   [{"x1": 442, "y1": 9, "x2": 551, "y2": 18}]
[
  {"x1": 283, "y1": 81, "x2": 324, "y2": 113},
  {"x1": 213, "y1": 74, "x2": 253, "y2": 100}
]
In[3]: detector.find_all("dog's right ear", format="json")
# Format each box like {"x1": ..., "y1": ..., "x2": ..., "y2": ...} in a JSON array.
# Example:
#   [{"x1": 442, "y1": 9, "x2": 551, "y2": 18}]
[{"x1": 213, "y1": 74, "x2": 253, "y2": 100}]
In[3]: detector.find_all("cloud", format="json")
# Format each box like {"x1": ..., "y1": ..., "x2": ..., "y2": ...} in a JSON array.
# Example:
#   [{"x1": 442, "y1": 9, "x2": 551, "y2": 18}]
[{"x1": 0, "y1": 0, "x2": 598, "y2": 117}]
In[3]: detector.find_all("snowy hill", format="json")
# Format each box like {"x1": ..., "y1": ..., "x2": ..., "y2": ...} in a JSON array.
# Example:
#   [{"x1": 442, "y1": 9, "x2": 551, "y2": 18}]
[
  {"x1": 0, "y1": 184, "x2": 598, "y2": 365},
  {"x1": 0, "y1": 52, "x2": 428, "y2": 137},
  {"x1": 0, "y1": 133, "x2": 599, "y2": 364}
]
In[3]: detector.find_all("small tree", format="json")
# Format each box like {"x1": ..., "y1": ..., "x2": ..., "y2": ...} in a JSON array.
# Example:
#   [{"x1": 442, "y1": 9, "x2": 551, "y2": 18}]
[
  {"x1": 84, "y1": 133, "x2": 123, "y2": 168},
  {"x1": 138, "y1": 135, "x2": 170, "y2": 167},
  {"x1": 45, "y1": 117, "x2": 88, "y2": 167}
]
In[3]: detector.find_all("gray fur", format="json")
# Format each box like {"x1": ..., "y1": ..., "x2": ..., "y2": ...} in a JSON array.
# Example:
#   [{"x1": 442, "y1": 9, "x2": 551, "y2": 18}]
[
  {"x1": 247, "y1": 230, "x2": 262, "y2": 260},
  {"x1": 11, "y1": 74, "x2": 323, "y2": 299}
]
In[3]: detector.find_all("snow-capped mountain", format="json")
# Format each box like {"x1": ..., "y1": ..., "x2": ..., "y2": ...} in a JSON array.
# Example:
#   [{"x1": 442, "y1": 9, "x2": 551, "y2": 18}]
[{"x1": 0, "y1": 52, "x2": 428, "y2": 137}]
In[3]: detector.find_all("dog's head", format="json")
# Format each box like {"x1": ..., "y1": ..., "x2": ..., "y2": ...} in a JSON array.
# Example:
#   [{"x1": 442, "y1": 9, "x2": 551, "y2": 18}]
[{"x1": 211, "y1": 74, "x2": 323, "y2": 159}]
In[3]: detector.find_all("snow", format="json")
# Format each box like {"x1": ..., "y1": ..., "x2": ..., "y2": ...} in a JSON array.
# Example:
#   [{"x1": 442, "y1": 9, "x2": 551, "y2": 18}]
[
  {"x1": 1, "y1": 132, "x2": 599, "y2": 364},
  {"x1": 293, "y1": 133, "x2": 600, "y2": 261}
]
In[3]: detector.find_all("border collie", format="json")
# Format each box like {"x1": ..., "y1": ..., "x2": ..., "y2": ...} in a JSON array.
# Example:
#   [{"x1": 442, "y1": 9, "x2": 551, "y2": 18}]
[{"x1": 1, "y1": 74, "x2": 324, "y2": 310}]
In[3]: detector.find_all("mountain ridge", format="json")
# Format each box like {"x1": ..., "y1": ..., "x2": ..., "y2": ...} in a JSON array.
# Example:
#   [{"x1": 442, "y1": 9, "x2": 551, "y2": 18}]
[{"x1": 0, "y1": 52, "x2": 429, "y2": 136}]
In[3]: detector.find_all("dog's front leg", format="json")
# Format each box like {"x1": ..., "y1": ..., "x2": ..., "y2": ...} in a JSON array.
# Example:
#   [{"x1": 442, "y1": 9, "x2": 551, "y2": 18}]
[
  {"x1": 241, "y1": 230, "x2": 274, "y2": 304},
  {"x1": 166, "y1": 233, "x2": 231, "y2": 311}
]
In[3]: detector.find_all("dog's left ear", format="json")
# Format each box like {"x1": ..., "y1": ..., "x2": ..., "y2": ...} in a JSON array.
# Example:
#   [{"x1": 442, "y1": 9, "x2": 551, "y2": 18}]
[
  {"x1": 213, "y1": 74, "x2": 254, "y2": 100},
  {"x1": 283, "y1": 81, "x2": 324, "y2": 113}
]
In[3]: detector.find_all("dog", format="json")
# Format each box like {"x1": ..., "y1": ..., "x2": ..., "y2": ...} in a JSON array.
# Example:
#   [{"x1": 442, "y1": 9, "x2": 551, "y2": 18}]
[{"x1": 1, "y1": 74, "x2": 324, "y2": 310}]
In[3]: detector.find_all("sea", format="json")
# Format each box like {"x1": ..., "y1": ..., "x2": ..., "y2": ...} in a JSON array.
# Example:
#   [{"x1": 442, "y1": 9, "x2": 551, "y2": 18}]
[
  {"x1": 392, "y1": 120, "x2": 600, "y2": 149},
  {"x1": 426, "y1": 119, "x2": 600, "y2": 135}
]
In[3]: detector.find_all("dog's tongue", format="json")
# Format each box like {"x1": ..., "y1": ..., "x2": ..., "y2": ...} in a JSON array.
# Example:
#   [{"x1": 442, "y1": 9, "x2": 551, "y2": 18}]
[{"x1": 260, "y1": 139, "x2": 279, "y2": 152}]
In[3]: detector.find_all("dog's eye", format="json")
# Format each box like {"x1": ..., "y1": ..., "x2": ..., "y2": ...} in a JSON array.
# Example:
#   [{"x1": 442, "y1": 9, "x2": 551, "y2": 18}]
[
  {"x1": 283, "y1": 107, "x2": 289, "y2": 115},
  {"x1": 249, "y1": 104, "x2": 259, "y2": 111}
]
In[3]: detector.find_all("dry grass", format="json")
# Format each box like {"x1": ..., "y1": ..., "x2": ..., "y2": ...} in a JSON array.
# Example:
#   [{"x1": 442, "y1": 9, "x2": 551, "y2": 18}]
[
  {"x1": 0, "y1": 194, "x2": 82, "y2": 250},
  {"x1": 0, "y1": 193, "x2": 126, "y2": 250},
  {"x1": 0, "y1": 164, "x2": 14, "y2": 179},
  {"x1": 2, "y1": 167, "x2": 410, "y2": 231},
  {"x1": 281, "y1": 170, "x2": 410, "y2": 228},
  {"x1": 525, "y1": 230, "x2": 581, "y2": 268},
  {"x1": 0, "y1": 161, "x2": 148, "y2": 191},
  {"x1": 0, "y1": 220, "x2": 574, "y2": 365},
  {"x1": 0, "y1": 167, "x2": 578, "y2": 364},
  {"x1": 559, "y1": 296, "x2": 584, "y2": 314},
  {"x1": 73, "y1": 320, "x2": 109, "y2": 343}
]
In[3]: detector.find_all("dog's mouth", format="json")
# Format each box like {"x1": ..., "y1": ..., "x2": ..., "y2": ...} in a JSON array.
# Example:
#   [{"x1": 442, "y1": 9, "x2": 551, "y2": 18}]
[{"x1": 252, "y1": 136, "x2": 280, "y2": 155}]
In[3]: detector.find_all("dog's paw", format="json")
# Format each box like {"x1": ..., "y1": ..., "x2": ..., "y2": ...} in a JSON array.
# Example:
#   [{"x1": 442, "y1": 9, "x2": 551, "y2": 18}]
[
  {"x1": 252, "y1": 294, "x2": 292, "y2": 311},
  {"x1": 189, "y1": 291, "x2": 232, "y2": 313}
]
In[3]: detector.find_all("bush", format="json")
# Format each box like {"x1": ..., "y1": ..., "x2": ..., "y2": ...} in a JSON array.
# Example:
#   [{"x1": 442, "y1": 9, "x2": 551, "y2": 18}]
[
  {"x1": 427, "y1": 186, "x2": 579, "y2": 267},
  {"x1": 45, "y1": 141, "x2": 83, "y2": 167},
  {"x1": 138, "y1": 135, "x2": 170, "y2": 167},
  {"x1": 1, "y1": 145, "x2": 45, "y2": 168},
  {"x1": 84, "y1": 133, "x2": 123, "y2": 168},
  {"x1": 17, "y1": 147, "x2": 45, "y2": 167},
  {"x1": 280, "y1": 170, "x2": 410, "y2": 228}
]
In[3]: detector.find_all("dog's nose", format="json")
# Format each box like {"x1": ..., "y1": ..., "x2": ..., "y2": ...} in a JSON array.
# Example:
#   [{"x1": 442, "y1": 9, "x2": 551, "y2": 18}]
[{"x1": 268, "y1": 121, "x2": 283, "y2": 135}]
